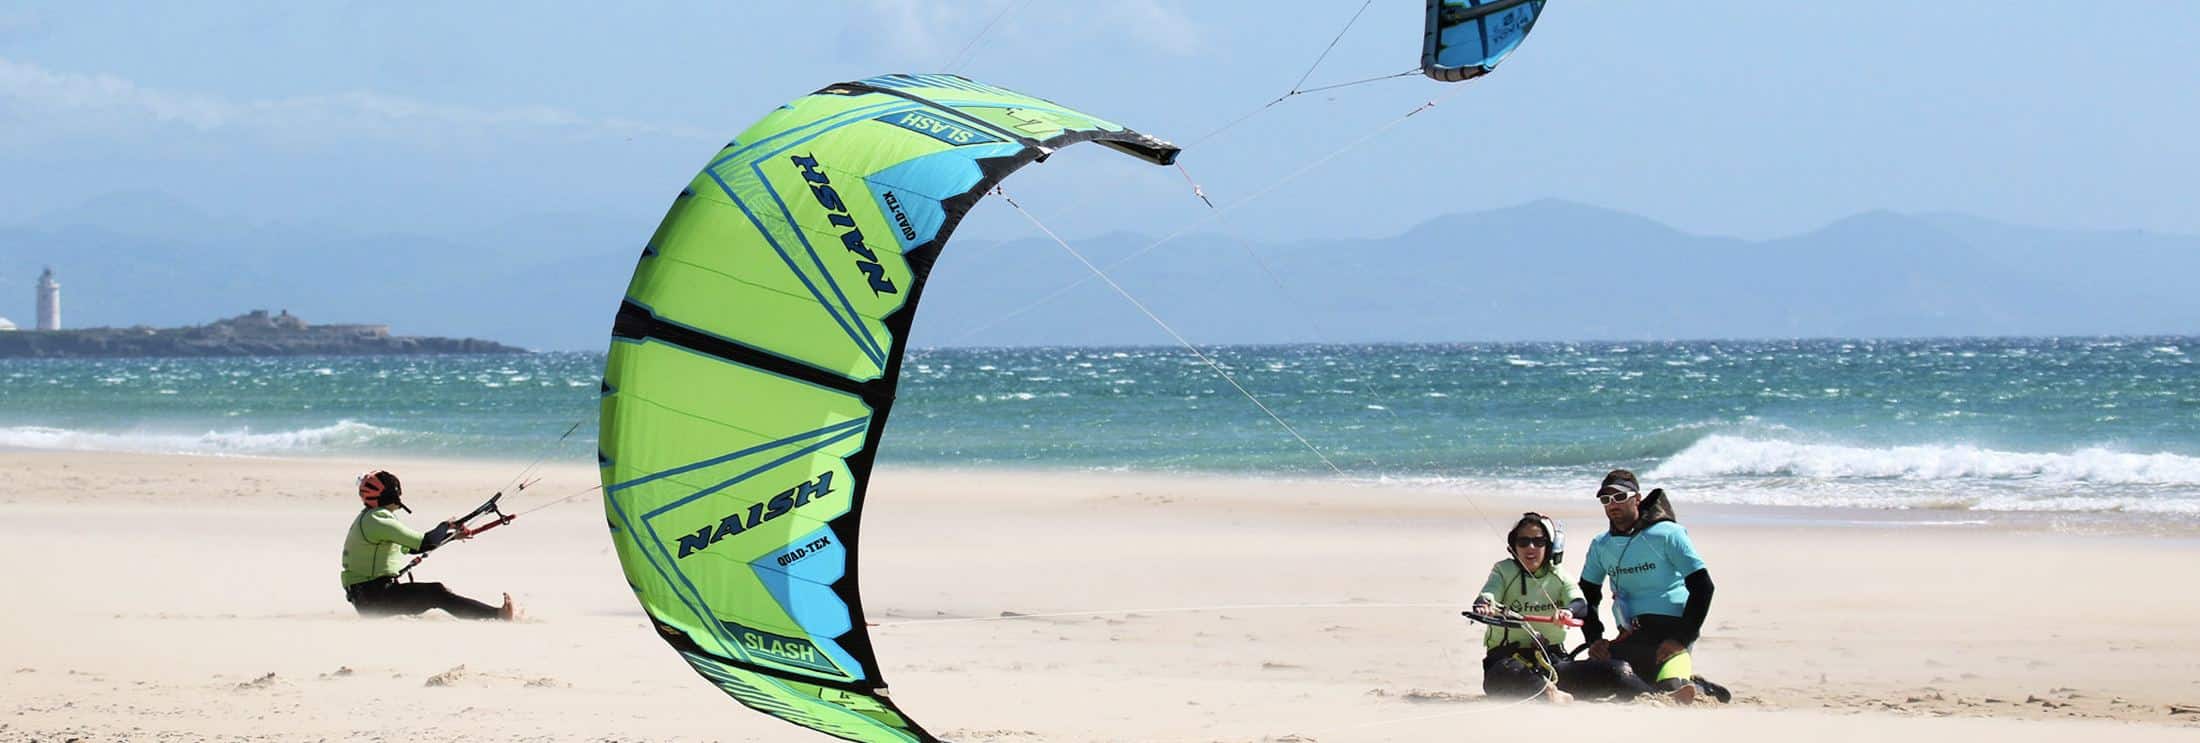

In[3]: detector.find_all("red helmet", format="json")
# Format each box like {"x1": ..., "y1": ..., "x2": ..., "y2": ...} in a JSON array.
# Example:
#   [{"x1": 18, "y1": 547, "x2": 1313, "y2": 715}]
[{"x1": 357, "y1": 470, "x2": 407, "y2": 511}]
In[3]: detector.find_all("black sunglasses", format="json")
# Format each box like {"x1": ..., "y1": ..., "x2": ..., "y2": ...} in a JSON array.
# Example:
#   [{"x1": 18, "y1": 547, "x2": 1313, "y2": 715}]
[{"x1": 1510, "y1": 536, "x2": 1550, "y2": 549}]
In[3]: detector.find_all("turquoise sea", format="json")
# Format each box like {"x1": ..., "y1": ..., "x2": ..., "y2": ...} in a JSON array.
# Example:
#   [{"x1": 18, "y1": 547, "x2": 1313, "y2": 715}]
[{"x1": 4, "y1": 337, "x2": 2198, "y2": 517}]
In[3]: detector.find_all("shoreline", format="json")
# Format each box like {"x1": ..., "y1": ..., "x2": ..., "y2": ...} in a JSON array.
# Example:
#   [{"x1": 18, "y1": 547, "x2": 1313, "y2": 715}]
[
  {"x1": 4, "y1": 450, "x2": 2199, "y2": 739},
  {"x1": 5, "y1": 447, "x2": 2195, "y2": 537}
]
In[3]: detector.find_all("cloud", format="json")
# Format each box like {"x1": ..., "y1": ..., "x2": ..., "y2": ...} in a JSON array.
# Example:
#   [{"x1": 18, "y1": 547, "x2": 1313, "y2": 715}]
[{"x1": 0, "y1": 56, "x2": 713, "y2": 146}]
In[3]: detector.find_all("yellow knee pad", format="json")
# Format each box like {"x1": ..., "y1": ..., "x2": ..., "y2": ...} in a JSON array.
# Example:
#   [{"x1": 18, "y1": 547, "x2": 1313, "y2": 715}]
[{"x1": 1654, "y1": 650, "x2": 1693, "y2": 683}]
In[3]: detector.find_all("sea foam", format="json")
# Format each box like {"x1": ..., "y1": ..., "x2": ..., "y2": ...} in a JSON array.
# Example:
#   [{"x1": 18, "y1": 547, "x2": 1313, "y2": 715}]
[{"x1": 0, "y1": 420, "x2": 401, "y2": 455}]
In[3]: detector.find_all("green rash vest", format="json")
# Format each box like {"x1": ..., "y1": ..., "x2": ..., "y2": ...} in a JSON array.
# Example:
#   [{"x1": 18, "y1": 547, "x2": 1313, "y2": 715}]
[
  {"x1": 341, "y1": 507, "x2": 426, "y2": 587},
  {"x1": 1477, "y1": 559, "x2": 1583, "y2": 650}
]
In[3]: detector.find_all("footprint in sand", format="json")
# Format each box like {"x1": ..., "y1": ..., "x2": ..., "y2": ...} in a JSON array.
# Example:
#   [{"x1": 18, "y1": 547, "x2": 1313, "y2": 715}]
[
  {"x1": 937, "y1": 730, "x2": 1044, "y2": 741},
  {"x1": 425, "y1": 665, "x2": 470, "y2": 687},
  {"x1": 422, "y1": 664, "x2": 566, "y2": 689},
  {"x1": 1365, "y1": 687, "x2": 1475, "y2": 704}
]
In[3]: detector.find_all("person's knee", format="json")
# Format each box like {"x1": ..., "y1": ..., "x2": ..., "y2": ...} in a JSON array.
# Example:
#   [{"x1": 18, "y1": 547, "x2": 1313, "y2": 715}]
[
  {"x1": 1653, "y1": 651, "x2": 1694, "y2": 683},
  {"x1": 1482, "y1": 655, "x2": 1550, "y2": 698}
]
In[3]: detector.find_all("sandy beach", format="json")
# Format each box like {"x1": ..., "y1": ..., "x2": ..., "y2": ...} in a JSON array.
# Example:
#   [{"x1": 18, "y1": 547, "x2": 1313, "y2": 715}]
[{"x1": 3, "y1": 450, "x2": 2197, "y2": 742}]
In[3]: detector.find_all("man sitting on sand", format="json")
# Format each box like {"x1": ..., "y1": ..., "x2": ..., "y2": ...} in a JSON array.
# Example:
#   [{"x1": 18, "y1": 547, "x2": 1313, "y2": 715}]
[
  {"x1": 1577, "y1": 469, "x2": 1730, "y2": 703},
  {"x1": 339, "y1": 470, "x2": 518, "y2": 621}
]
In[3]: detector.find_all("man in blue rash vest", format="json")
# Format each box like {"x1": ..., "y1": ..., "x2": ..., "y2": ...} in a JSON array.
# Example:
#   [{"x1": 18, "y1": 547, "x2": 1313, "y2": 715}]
[
  {"x1": 1577, "y1": 469, "x2": 1731, "y2": 703},
  {"x1": 339, "y1": 470, "x2": 518, "y2": 621}
]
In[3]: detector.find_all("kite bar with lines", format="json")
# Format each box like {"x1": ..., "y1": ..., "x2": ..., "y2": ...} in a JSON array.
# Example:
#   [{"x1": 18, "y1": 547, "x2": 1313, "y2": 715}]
[
  {"x1": 1461, "y1": 609, "x2": 1583, "y2": 629},
  {"x1": 389, "y1": 415, "x2": 600, "y2": 579},
  {"x1": 390, "y1": 475, "x2": 605, "y2": 580},
  {"x1": 394, "y1": 486, "x2": 524, "y2": 579}
]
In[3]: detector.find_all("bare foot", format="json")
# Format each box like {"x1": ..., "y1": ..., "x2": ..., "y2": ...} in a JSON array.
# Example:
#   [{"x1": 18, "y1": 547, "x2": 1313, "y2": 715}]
[
  {"x1": 499, "y1": 593, "x2": 522, "y2": 622},
  {"x1": 1547, "y1": 686, "x2": 1574, "y2": 705},
  {"x1": 1669, "y1": 681, "x2": 1699, "y2": 705}
]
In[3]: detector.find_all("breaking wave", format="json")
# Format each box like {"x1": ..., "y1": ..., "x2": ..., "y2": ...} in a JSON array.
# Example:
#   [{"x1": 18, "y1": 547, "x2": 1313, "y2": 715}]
[{"x1": 1652, "y1": 434, "x2": 2200, "y2": 486}]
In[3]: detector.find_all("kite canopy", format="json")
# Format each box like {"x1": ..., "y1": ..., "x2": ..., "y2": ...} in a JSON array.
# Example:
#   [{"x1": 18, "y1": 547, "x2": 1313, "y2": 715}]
[
  {"x1": 1422, "y1": 0, "x2": 1549, "y2": 82},
  {"x1": 598, "y1": 73, "x2": 1178, "y2": 742}
]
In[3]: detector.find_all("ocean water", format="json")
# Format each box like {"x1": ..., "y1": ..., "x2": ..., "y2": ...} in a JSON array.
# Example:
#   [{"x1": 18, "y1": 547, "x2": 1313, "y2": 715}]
[{"x1": 3, "y1": 337, "x2": 2197, "y2": 518}]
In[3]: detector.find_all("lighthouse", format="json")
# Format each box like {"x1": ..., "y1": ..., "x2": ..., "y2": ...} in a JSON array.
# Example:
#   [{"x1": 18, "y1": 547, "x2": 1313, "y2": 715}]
[{"x1": 36, "y1": 267, "x2": 59, "y2": 331}]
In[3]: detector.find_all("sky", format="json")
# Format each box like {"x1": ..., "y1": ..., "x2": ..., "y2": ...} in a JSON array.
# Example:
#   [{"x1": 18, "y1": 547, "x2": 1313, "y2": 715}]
[{"x1": 2, "y1": 1, "x2": 2198, "y2": 248}]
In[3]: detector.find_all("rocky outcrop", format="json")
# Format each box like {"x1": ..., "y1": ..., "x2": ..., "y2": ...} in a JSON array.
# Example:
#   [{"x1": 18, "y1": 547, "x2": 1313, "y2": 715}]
[{"x1": 0, "y1": 310, "x2": 526, "y2": 357}]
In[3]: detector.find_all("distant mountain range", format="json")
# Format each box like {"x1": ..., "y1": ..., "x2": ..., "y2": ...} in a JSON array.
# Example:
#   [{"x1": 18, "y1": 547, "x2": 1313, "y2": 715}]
[{"x1": 2, "y1": 193, "x2": 2193, "y2": 351}]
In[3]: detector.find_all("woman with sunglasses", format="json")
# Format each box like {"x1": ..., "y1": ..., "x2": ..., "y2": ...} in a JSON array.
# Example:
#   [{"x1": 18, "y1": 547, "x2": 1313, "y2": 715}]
[
  {"x1": 1468, "y1": 512, "x2": 1585, "y2": 701},
  {"x1": 1576, "y1": 469, "x2": 1731, "y2": 703}
]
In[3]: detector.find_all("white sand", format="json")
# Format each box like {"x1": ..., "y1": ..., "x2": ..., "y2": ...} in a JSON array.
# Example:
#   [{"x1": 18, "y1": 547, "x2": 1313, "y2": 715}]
[{"x1": 3, "y1": 451, "x2": 2197, "y2": 741}]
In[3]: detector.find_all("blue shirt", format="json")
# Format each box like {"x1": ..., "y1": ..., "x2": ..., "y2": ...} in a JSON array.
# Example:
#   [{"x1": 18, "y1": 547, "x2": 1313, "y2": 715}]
[{"x1": 1579, "y1": 521, "x2": 1706, "y2": 624}]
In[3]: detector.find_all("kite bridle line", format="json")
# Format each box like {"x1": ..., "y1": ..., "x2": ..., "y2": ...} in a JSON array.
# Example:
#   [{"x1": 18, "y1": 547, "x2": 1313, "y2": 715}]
[
  {"x1": 492, "y1": 416, "x2": 589, "y2": 502},
  {"x1": 932, "y1": 78, "x2": 1491, "y2": 481},
  {"x1": 993, "y1": 188, "x2": 1346, "y2": 478},
  {"x1": 939, "y1": 1, "x2": 1493, "y2": 349},
  {"x1": 940, "y1": 2, "x2": 1501, "y2": 350},
  {"x1": 976, "y1": 87, "x2": 1507, "y2": 481},
  {"x1": 391, "y1": 480, "x2": 605, "y2": 580},
  {"x1": 944, "y1": 81, "x2": 1474, "y2": 349},
  {"x1": 935, "y1": 0, "x2": 1406, "y2": 148},
  {"x1": 1168, "y1": 158, "x2": 1404, "y2": 431},
  {"x1": 1287, "y1": 0, "x2": 1378, "y2": 101},
  {"x1": 1168, "y1": 162, "x2": 1363, "y2": 362},
  {"x1": 1125, "y1": 83, "x2": 1473, "y2": 273},
  {"x1": 942, "y1": 0, "x2": 1033, "y2": 74},
  {"x1": 967, "y1": 77, "x2": 1475, "y2": 467},
  {"x1": 511, "y1": 483, "x2": 603, "y2": 518},
  {"x1": 872, "y1": 601, "x2": 1452, "y2": 628},
  {"x1": 1188, "y1": 0, "x2": 1418, "y2": 149},
  {"x1": 963, "y1": 79, "x2": 1534, "y2": 545},
  {"x1": 394, "y1": 415, "x2": 595, "y2": 579}
]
